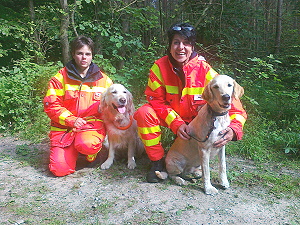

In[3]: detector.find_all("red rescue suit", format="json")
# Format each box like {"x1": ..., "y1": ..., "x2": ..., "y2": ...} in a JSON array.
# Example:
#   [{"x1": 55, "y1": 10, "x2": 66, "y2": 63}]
[
  {"x1": 44, "y1": 61, "x2": 113, "y2": 176},
  {"x1": 134, "y1": 54, "x2": 247, "y2": 161}
]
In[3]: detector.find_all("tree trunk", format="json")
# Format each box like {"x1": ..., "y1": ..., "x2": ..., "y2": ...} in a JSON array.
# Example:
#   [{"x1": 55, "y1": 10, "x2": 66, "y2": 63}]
[
  {"x1": 274, "y1": 0, "x2": 283, "y2": 54},
  {"x1": 60, "y1": 0, "x2": 70, "y2": 65},
  {"x1": 28, "y1": 0, "x2": 43, "y2": 64},
  {"x1": 116, "y1": 0, "x2": 130, "y2": 70}
]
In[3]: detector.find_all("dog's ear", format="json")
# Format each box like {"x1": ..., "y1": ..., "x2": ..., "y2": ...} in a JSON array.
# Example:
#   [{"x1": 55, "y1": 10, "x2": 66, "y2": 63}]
[
  {"x1": 126, "y1": 89, "x2": 135, "y2": 115},
  {"x1": 99, "y1": 90, "x2": 108, "y2": 112},
  {"x1": 233, "y1": 80, "x2": 244, "y2": 99},
  {"x1": 202, "y1": 81, "x2": 214, "y2": 102}
]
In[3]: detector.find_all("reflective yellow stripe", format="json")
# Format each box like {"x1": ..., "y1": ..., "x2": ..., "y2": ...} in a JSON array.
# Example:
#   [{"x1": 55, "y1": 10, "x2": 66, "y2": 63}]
[
  {"x1": 59, "y1": 110, "x2": 72, "y2": 125},
  {"x1": 205, "y1": 69, "x2": 218, "y2": 85},
  {"x1": 46, "y1": 88, "x2": 64, "y2": 97},
  {"x1": 50, "y1": 126, "x2": 68, "y2": 132},
  {"x1": 166, "y1": 85, "x2": 178, "y2": 94},
  {"x1": 141, "y1": 135, "x2": 161, "y2": 147},
  {"x1": 138, "y1": 125, "x2": 161, "y2": 135},
  {"x1": 86, "y1": 118, "x2": 103, "y2": 122},
  {"x1": 148, "y1": 79, "x2": 161, "y2": 91},
  {"x1": 151, "y1": 64, "x2": 163, "y2": 83},
  {"x1": 165, "y1": 110, "x2": 179, "y2": 126},
  {"x1": 54, "y1": 72, "x2": 64, "y2": 82},
  {"x1": 182, "y1": 87, "x2": 204, "y2": 97},
  {"x1": 230, "y1": 114, "x2": 246, "y2": 127},
  {"x1": 65, "y1": 84, "x2": 106, "y2": 93}
]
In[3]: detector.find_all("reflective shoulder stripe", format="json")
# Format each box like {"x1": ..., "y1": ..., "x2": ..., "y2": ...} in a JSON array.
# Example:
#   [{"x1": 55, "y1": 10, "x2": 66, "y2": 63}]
[
  {"x1": 151, "y1": 64, "x2": 163, "y2": 83},
  {"x1": 182, "y1": 87, "x2": 204, "y2": 97},
  {"x1": 230, "y1": 114, "x2": 246, "y2": 127},
  {"x1": 54, "y1": 72, "x2": 64, "y2": 82},
  {"x1": 165, "y1": 110, "x2": 179, "y2": 126},
  {"x1": 59, "y1": 110, "x2": 72, "y2": 125},
  {"x1": 205, "y1": 69, "x2": 218, "y2": 86},
  {"x1": 138, "y1": 125, "x2": 161, "y2": 135},
  {"x1": 166, "y1": 85, "x2": 179, "y2": 94},
  {"x1": 46, "y1": 73, "x2": 65, "y2": 97},
  {"x1": 141, "y1": 135, "x2": 161, "y2": 147}
]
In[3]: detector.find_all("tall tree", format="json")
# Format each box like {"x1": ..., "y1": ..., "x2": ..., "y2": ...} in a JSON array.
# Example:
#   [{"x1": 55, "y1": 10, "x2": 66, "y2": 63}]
[
  {"x1": 60, "y1": 0, "x2": 70, "y2": 65},
  {"x1": 275, "y1": 0, "x2": 283, "y2": 54},
  {"x1": 28, "y1": 0, "x2": 43, "y2": 64}
]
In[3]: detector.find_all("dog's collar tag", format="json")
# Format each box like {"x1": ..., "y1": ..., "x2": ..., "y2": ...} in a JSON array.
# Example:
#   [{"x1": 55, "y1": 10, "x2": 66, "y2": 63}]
[{"x1": 194, "y1": 95, "x2": 203, "y2": 101}]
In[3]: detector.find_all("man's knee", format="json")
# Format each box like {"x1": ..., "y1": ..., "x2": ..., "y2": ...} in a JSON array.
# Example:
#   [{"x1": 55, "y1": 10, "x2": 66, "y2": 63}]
[{"x1": 74, "y1": 132, "x2": 103, "y2": 155}]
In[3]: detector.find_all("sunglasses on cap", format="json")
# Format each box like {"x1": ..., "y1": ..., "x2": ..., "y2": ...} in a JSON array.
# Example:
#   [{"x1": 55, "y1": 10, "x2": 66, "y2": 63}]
[{"x1": 172, "y1": 26, "x2": 194, "y2": 31}]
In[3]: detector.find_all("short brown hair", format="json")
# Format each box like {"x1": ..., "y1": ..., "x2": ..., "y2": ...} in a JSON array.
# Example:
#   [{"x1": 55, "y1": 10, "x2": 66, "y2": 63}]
[{"x1": 70, "y1": 35, "x2": 94, "y2": 56}]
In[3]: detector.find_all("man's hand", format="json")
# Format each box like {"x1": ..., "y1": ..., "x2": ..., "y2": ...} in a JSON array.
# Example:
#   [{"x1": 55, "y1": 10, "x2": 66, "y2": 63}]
[
  {"x1": 73, "y1": 117, "x2": 87, "y2": 129},
  {"x1": 177, "y1": 124, "x2": 191, "y2": 140}
]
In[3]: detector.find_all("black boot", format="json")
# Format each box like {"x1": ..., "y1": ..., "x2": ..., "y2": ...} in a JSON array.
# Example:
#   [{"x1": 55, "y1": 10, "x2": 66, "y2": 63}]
[{"x1": 146, "y1": 159, "x2": 164, "y2": 183}]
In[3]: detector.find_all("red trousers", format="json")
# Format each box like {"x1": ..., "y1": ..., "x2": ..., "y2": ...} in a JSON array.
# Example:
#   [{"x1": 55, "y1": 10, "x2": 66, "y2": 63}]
[
  {"x1": 134, "y1": 103, "x2": 168, "y2": 161},
  {"x1": 49, "y1": 121, "x2": 106, "y2": 177}
]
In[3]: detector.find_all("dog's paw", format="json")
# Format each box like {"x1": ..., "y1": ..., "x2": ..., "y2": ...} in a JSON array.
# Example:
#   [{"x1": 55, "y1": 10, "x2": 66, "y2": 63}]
[
  {"x1": 101, "y1": 159, "x2": 113, "y2": 170},
  {"x1": 221, "y1": 180, "x2": 230, "y2": 189},
  {"x1": 204, "y1": 185, "x2": 219, "y2": 195},
  {"x1": 155, "y1": 171, "x2": 168, "y2": 180},
  {"x1": 127, "y1": 161, "x2": 136, "y2": 170},
  {"x1": 172, "y1": 176, "x2": 188, "y2": 186}
]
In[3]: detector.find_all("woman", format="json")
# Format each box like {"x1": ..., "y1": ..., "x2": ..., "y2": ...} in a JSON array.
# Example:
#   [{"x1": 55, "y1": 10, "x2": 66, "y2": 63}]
[
  {"x1": 44, "y1": 36, "x2": 113, "y2": 176},
  {"x1": 134, "y1": 22, "x2": 247, "y2": 183}
]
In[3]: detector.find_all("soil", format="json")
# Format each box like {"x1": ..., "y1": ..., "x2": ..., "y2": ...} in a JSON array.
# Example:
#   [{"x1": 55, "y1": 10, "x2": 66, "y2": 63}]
[{"x1": 0, "y1": 136, "x2": 299, "y2": 225}]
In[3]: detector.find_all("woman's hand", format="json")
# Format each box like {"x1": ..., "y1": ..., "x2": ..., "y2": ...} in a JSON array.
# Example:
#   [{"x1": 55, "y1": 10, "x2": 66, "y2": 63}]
[
  {"x1": 177, "y1": 124, "x2": 191, "y2": 140},
  {"x1": 73, "y1": 117, "x2": 87, "y2": 129},
  {"x1": 213, "y1": 127, "x2": 234, "y2": 148}
]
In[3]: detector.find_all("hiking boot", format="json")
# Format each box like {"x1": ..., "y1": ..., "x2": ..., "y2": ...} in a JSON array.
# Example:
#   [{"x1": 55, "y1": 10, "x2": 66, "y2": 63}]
[
  {"x1": 146, "y1": 159, "x2": 164, "y2": 183},
  {"x1": 86, "y1": 153, "x2": 98, "y2": 162}
]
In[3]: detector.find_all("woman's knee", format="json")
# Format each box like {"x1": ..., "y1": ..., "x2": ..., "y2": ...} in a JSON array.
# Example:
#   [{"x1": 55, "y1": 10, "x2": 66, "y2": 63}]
[{"x1": 134, "y1": 104, "x2": 159, "y2": 126}]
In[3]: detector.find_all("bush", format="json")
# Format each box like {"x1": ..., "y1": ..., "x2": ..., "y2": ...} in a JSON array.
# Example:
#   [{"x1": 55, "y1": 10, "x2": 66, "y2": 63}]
[{"x1": 0, "y1": 59, "x2": 59, "y2": 141}]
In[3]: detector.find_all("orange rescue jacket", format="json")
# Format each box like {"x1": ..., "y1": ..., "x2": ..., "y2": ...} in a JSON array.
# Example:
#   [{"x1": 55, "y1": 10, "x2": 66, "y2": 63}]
[
  {"x1": 145, "y1": 54, "x2": 247, "y2": 140},
  {"x1": 43, "y1": 61, "x2": 113, "y2": 146}
]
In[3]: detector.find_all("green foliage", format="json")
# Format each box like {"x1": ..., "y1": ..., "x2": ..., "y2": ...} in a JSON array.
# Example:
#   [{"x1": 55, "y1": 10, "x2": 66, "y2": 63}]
[{"x1": 0, "y1": 59, "x2": 59, "y2": 141}]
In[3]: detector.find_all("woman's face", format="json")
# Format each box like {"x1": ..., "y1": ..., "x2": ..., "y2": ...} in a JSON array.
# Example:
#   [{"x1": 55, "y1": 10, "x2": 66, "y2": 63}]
[
  {"x1": 72, "y1": 45, "x2": 92, "y2": 73},
  {"x1": 170, "y1": 34, "x2": 193, "y2": 66}
]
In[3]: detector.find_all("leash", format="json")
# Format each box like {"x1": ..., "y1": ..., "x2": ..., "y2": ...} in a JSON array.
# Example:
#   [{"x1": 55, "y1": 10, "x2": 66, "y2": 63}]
[
  {"x1": 188, "y1": 119, "x2": 216, "y2": 143},
  {"x1": 188, "y1": 105, "x2": 229, "y2": 143}
]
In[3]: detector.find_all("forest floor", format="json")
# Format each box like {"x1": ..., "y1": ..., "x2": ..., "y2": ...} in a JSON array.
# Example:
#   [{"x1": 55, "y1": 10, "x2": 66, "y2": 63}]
[{"x1": 0, "y1": 136, "x2": 299, "y2": 225}]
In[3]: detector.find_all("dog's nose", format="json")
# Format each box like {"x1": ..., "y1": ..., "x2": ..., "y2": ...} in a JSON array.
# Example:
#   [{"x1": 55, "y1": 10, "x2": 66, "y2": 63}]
[
  {"x1": 222, "y1": 94, "x2": 230, "y2": 102},
  {"x1": 119, "y1": 97, "x2": 126, "y2": 104}
]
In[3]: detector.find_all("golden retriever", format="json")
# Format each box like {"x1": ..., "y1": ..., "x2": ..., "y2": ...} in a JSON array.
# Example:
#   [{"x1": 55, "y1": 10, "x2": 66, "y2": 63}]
[
  {"x1": 157, "y1": 75, "x2": 244, "y2": 195},
  {"x1": 99, "y1": 84, "x2": 144, "y2": 169}
]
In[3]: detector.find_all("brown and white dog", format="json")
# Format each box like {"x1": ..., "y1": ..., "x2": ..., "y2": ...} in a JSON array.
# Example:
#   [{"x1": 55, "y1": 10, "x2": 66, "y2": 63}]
[
  {"x1": 157, "y1": 75, "x2": 244, "y2": 195},
  {"x1": 99, "y1": 84, "x2": 144, "y2": 169}
]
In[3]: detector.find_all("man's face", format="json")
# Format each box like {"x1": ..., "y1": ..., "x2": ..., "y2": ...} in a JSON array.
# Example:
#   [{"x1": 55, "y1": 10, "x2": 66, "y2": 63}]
[{"x1": 72, "y1": 45, "x2": 92, "y2": 72}]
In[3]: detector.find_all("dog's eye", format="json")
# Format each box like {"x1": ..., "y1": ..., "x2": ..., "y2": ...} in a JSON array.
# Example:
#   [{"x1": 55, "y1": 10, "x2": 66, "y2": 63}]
[
  {"x1": 228, "y1": 84, "x2": 233, "y2": 87},
  {"x1": 112, "y1": 91, "x2": 117, "y2": 94},
  {"x1": 123, "y1": 91, "x2": 127, "y2": 94}
]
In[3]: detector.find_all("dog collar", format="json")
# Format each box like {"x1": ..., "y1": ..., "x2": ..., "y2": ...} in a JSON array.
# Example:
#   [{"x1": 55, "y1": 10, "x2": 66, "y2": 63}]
[
  {"x1": 115, "y1": 115, "x2": 133, "y2": 130},
  {"x1": 208, "y1": 105, "x2": 229, "y2": 117}
]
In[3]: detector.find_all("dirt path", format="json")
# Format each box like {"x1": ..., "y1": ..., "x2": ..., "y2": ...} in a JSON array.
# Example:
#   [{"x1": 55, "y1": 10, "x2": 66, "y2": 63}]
[{"x1": 0, "y1": 136, "x2": 299, "y2": 225}]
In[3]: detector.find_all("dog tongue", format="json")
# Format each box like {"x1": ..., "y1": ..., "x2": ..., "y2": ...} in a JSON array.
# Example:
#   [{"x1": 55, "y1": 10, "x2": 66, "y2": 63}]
[{"x1": 118, "y1": 106, "x2": 126, "y2": 114}]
